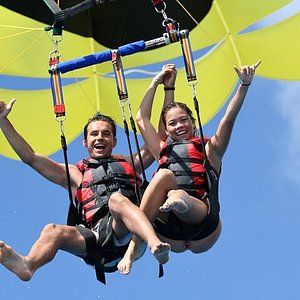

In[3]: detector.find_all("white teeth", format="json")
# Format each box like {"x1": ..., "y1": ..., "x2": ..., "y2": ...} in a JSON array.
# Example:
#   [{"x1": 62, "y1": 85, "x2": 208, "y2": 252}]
[
  {"x1": 95, "y1": 143, "x2": 105, "y2": 149},
  {"x1": 177, "y1": 130, "x2": 187, "y2": 136}
]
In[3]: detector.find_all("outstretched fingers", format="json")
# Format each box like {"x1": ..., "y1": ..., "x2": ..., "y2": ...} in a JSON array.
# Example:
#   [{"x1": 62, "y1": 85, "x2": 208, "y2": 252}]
[
  {"x1": 0, "y1": 98, "x2": 16, "y2": 117},
  {"x1": 253, "y1": 59, "x2": 262, "y2": 70},
  {"x1": 233, "y1": 60, "x2": 262, "y2": 85},
  {"x1": 234, "y1": 59, "x2": 262, "y2": 75}
]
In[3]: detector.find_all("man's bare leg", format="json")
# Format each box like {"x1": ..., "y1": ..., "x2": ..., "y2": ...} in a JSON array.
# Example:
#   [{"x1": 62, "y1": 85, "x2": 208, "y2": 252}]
[
  {"x1": 117, "y1": 169, "x2": 177, "y2": 274},
  {"x1": 0, "y1": 224, "x2": 86, "y2": 281},
  {"x1": 109, "y1": 192, "x2": 171, "y2": 270},
  {"x1": 0, "y1": 241, "x2": 32, "y2": 280},
  {"x1": 117, "y1": 236, "x2": 140, "y2": 275}
]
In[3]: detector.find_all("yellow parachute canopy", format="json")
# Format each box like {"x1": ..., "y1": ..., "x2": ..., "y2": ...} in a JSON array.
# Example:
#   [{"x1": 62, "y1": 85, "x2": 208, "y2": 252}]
[{"x1": 0, "y1": 0, "x2": 299, "y2": 159}]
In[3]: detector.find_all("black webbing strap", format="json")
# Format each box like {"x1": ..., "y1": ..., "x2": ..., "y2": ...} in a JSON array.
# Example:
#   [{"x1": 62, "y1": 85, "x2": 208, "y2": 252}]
[
  {"x1": 129, "y1": 115, "x2": 148, "y2": 186},
  {"x1": 111, "y1": 50, "x2": 148, "y2": 204},
  {"x1": 43, "y1": 0, "x2": 116, "y2": 35},
  {"x1": 61, "y1": 132, "x2": 81, "y2": 226},
  {"x1": 193, "y1": 95, "x2": 208, "y2": 162},
  {"x1": 43, "y1": 0, "x2": 62, "y2": 13},
  {"x1": 159, "y1": 264, "x2": 164, "y2": 278},
  {"x1": 94, "y1": 214, "x2": 128, "y2": 284},
  {"x1": 43, "y1": 0, "x2": 116, "y2": 22},
  {"x1": 94, "y1": 214, "x2": 112, "y2": 284}
]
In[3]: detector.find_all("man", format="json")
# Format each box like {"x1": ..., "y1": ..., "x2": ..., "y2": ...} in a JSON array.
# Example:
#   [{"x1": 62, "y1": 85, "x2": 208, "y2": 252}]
[{"x1": 0, "y1": 99, "x2": 170, "y2": 283}]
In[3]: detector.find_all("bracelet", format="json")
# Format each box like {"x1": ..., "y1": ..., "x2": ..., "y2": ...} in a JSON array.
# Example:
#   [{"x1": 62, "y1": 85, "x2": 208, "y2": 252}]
[
  {"x1": 164, "y1": 86, "x2": 175, "y2": 91},
  {"x1": 240, "y1": 82, "x2": 251, "y2": 86}
]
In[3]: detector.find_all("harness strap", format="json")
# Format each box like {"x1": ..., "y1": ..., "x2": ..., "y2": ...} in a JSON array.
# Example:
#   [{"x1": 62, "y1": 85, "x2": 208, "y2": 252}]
[
  {"x1": 94, "y1": 214, "x2": 112, "y2": 284},
  {"x1": 160, "y1": 157, "x2": 205, "y2": 166},
  {"x1": 177, "y1": 183, "x2": 207, "y2": 191},
  {"x1": 94, "y1": 213, "x2": 129, "y2": 284},
  {"x1": 81, "y1": 181, "x2": 136, "y2": 209},
  {"x1": 173, "y1": 170, "x2": 205, "y2": 177},
  {"x1": 43, "y1": 0, "x2": 116, "y2": 27},
  {"x1": 62, "y1": 131, "x2": 83, "y2": 226},
  {"x1": 82, "y1": 157, "x2": 126, "y2": 168},
  {"x1": 80, "y1": 173, "x2": 139, "y2": 189},
  {"x1": 111, "y1": 50, "x2": 149, "y2": 204},
  {"x1": 178, "y1": 30, "x2": 208, "y2": 162},
  {"x1": 82, "y1": 191, "x2": 107, "y2": 208},
  {"x1": 48, "y1": 44, "x2": 81, "y2": 226}
]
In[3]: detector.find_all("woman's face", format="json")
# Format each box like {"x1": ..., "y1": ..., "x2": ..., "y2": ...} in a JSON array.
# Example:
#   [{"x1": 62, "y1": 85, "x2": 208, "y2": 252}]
[{"x1": 164, "y1": 106, "x2": 194, "y2": 141}]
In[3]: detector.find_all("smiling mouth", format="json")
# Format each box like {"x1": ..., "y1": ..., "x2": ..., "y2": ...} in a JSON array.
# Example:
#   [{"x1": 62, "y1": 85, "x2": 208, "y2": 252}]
[
  {"x1": 94, "y1": 143, "x2": 106, "y2": 150},
  {"x1": 176, "y1": 130, "x2": 188, "y2": 136}
]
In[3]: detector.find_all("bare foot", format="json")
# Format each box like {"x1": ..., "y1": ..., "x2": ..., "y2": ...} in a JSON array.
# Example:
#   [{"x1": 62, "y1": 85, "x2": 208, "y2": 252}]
[
  {"x1": 117, "y1": 256, "x2": 133, "y2": 275},
  {"x1": 0, "y1": 240, "x2": 32, "y2": 281},
  {"x1": 159, "y1": 190, "x2": 192, "y2": 213},
  {"x1": 151, "y1": 243, "x2": 171, "y2": 265}
]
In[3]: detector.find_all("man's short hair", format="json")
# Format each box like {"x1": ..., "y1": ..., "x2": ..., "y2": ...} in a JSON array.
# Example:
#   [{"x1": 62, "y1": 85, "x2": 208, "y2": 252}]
[{"x1": 83, "y1": 113, "x2": 117, "y2": 139}]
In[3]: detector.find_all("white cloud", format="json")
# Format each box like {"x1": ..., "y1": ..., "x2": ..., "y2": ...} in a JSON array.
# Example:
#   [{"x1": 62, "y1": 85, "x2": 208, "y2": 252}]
[{"x1": 275, "y1": 81, "x2": 300, "y2": 183}]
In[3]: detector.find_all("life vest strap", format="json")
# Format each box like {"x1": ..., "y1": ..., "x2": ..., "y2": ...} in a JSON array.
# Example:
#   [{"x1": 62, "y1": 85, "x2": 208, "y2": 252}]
[
  {"x1": 159, "y1": 157, "x2": 204, "y2": 168},
  {"x1": 80, "y1": 173, "x2": 139, "y2": 189}
]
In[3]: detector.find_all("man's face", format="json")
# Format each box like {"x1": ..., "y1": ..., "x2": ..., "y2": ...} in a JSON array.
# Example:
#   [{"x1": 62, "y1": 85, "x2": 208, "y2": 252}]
[{"x1": 83, "y1": 120, "x2": 117, "y2": 159}]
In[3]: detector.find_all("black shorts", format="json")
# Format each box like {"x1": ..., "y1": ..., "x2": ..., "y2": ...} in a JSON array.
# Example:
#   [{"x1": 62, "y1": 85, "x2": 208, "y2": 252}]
[
  {"x1": 76, "y1": 219, "x2": 141, "y2": 272},
  {"x1": 76, "y1": 225, "x2": 98, "y2": 266},
  {"x1": 153, "y1": 197, "x2": 220, "y2": 241}
]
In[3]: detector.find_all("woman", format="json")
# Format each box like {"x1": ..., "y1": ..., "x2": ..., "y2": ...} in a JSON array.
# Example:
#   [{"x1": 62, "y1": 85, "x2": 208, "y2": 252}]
[{"x1": 118, "y1": 61, "x2": 261, "y2": 274}]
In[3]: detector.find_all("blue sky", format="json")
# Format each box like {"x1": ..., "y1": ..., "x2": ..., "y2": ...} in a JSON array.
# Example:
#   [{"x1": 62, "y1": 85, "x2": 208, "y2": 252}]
[{"x1": 1, "y1": 2, "x2": 300, "y2": 299}]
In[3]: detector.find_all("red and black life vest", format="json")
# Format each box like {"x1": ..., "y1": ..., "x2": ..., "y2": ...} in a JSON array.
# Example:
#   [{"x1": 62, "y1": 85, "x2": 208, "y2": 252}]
[
  {"x1": 155, "y1": 136, "x2": 221, "y2": 241},
  {"x1": 75, "y1": 155, "x2": 142, "y2": 226},
  {"x1": 65, "y1": 156, "x2": 142, "y2": 284},
  {"x1": 158, "y1": 136, "x2": 210, "y2": 198}
]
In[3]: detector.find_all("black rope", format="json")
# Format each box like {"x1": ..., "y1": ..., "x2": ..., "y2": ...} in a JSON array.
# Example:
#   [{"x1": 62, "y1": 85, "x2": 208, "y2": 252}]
[
  {"x1": 60, "y1": 132, "x2": 80, "y2": 226},
  {"x1": 129, "y1": 115, "x2": 147, "y2": 183},
  {"x1": 193, "y1": 95, "x2": 208, "y2": 162},
  {"x1": 123, "y1": 119, "x2": 142, "y2": 204},
  {"x1": 60, "y1": 133, "x2": 73, "y2": 203}
]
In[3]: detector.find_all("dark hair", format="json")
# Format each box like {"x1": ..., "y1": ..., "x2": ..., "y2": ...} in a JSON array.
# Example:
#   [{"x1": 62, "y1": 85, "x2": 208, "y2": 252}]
[
  {"x1": 83, "y1": 113, "x2": 117, "y2": 139},
  {"x1": 161, "y1": 101, "x2": 196, "y2": 128}
]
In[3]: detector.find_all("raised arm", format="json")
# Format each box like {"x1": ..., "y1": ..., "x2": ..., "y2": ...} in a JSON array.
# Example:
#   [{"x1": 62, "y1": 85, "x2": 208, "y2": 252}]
[
  {"x1": 0, "y1": 99, "x2": 81, "y2": 191},
  {"x1": 158, "y1": 64, "x2": 177, "y2": 141},
  {"x1": 207, "y1": 60, "x2": 261, "y2": 168},
  {"x1": 136, "y1": 64, "x2": 177, "y2": 160}
]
